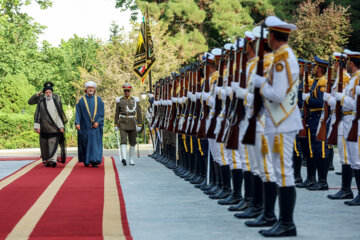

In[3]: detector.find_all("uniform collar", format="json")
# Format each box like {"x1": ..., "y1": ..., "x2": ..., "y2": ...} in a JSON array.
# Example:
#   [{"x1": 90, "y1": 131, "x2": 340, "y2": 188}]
[
  {"x1": 351, "y1": 69, "x2": 360, "y2": 78},
  {"x1": 274, "y1": 44, "x2": 289, "y2": 54}
]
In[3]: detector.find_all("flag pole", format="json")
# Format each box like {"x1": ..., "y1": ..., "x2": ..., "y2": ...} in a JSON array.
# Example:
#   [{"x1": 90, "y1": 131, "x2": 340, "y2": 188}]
[{"x1": 149, "y1": 70, "x2": 152, "y2": 93}]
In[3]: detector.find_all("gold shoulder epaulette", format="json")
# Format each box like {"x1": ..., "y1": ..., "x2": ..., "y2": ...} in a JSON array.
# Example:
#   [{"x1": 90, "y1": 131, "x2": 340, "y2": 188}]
[
  {"x1": 343, "y1": 73, "x2": 350, "y2": 86},
  {"x1": 273, "y1": 50, "x2": 289, "y2": 63},
  {"x1": 317, "y1": 76, "x2": 327, "y2": 87}
]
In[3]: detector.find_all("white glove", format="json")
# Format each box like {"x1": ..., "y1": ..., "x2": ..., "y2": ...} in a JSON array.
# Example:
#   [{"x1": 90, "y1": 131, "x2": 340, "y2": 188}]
[
  {"x1": 334, "y1": 92, "x2": 344, "y2": 101},
  {"x1": 253, "y1": 74, "x2": 266, "y2": 88},
  {"x1": 246, "y1": 93, "x2": 254, "y2": 106},
  {"x1": 328, "y1": 96, "x2": 336, "y2": 108},
  {"x1": 356, "y1": 86, "x2": 360, "y2": 95},
  {"x1": 323, "y1": 92, "x2": 330, "y2": 101},
  {"x1": 214, "y1": 117, "x2": 224, "y2": 135},
  {"x1": 136, "y1": 126, "x2": 142, "y2": 132},
  {"x1": 302, "y1": 93, "x2": 310, "y2": 101},
  {"x1": 114, "y1": 126, "x2": 118, "y2": 131},
  {"x1": 236, "y1": 87, "x2": 247, "y2": 100}
]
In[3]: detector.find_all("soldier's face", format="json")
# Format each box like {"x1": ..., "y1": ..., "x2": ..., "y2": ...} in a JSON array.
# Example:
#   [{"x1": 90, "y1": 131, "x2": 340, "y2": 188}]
[{"x1": 124, "y1": 89, "x2": 131, "y2": 98}]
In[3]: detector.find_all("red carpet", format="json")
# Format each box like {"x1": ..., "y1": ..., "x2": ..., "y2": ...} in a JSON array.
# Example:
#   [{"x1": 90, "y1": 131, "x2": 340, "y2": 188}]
[{"x1": 0, "y1": 157, "x2": 132, "y2": 240}]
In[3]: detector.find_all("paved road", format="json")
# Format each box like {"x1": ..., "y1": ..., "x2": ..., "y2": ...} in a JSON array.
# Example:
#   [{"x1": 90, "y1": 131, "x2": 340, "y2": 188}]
[{"x1": 1, "y1": 149, "x2": 359, "y2": 239}]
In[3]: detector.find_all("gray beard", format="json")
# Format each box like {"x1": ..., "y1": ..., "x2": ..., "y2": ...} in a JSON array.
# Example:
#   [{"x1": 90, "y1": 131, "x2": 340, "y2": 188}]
[{"x1": 46, "y1": 96, "x2": 52, "y2": 101}]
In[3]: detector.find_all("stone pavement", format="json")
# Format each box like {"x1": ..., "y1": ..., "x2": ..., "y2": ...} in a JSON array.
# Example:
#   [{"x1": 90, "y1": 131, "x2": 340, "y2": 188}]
[{"x1": 1, "y1": 148, "x2": 359, "y2": 239}]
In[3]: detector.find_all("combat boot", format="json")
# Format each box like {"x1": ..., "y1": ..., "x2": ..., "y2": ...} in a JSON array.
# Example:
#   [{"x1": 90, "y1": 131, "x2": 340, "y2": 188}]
[
  {"x1": 328, "y1": 164, "x2": 353, "y2": 199},
  {"x1": 296, "y1": 157, "x2": 316, "y2": 188},
  {"x1": 234, "y1": 175, "x2": 263, "y2": 219},
  {"x1": 209, "y1": 165, "x2": 232, "y2": 199},
  {"x1": 344, "y1": 169, "x2": 360, "y2": 206},
  {"x1": 228, "y1": 171, "x2": 253, "y2": 211},
  {"x1": 260, "y1": 186, "x2": 297, "y2": 237},
  {"x1": 307, "y1": 158, "x2": 328, "y2": 190},
  {"x1": 245, "y1": 181, "x2": 277, "y2": 227},
  {"x1": 218, "y1": 169, "x2": 243, "y2": 205}
]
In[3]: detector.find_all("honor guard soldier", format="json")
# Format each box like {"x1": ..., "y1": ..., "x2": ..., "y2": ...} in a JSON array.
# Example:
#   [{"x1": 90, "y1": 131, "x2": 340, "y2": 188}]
[
  {"x1": 114, "y1": 83, "x2": 142, "y2": 166},
  {"x1": 252, "y1": 16, "x2": 302, "y2": 237},
  {"x1": 334, "y1": 49, "x2": 360, "y2": 206},
  {"x1": 300, "y1": 56, "x2": 330, "y2": 190}
]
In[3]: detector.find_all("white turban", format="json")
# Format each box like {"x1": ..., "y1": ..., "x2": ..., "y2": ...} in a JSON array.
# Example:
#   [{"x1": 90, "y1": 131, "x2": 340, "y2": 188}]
[{"x1": 85, "y1": 81, "x2": 97, "y2": 88}]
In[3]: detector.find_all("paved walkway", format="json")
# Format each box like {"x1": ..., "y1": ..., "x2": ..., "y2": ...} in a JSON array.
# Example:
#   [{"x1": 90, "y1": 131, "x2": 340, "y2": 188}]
[{"x1": 1, "y1": 148, "x2": 359, "y2": 239}]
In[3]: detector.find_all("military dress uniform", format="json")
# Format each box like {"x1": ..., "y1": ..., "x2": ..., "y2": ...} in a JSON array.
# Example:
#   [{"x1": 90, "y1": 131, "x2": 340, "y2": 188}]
[
  {"x1": 324, "y1": 52, "x2": 353, "y2": 200},
  {"x1": 115, "y1": 84, "x2": 142, "y2": 165},
  {"x1": 253, "y1": 16, "x2": 303, "y2": 237}
]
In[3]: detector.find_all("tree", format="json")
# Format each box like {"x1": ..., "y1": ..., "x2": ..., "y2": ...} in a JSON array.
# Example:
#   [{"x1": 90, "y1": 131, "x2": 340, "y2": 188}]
[
  {"x1": 289, "y1": 0, "x2": 352, "y2": 60},
  {"x1": 115, "y1": 0, "x2": 274, "y2": 61}
]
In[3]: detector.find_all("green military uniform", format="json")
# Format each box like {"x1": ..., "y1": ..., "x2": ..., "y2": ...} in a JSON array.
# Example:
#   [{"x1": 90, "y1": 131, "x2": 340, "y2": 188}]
[{"x1": 114, "y1": 83, "x2": 142, "y2": 166}]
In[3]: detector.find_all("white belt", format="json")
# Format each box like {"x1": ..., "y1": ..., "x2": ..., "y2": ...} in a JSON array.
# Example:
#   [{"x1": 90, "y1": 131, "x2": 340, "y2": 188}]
[{"x1": 120, "y1": 115, "x2": 135, "y2": 118}]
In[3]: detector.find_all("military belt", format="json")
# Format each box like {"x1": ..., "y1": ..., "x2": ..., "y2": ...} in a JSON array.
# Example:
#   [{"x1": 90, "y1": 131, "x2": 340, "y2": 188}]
[
  {"x1": 309, "y1": 108, "x2": 324, "y2": 112},
  {"x1": 120, "y1": 115, "x2": 135, "y2": 119},
  {"x1": 343, "y1": 111, "x2": 354, "y2": 116}
]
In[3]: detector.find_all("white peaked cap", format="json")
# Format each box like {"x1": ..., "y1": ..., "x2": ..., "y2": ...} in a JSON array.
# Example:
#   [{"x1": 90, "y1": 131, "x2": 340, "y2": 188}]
[
  {"x1": 211, "y1": 48, "x2": 222, "y2": 57},
  {"x1": 265, "y1": 16, "x2": 297, "y2": 32},
  {"x1": 252, "y1": 26, "x2": 269, "y2": 39},
  {"x1": 233, "y1": 38, "x2": 244, "y2": 49},
  {"x1": 344, "y1": 49, "x2": 360, "y2": 57},
  {"x1": 85, "y1": 81, "x2": 97, "y2": 88},
  {"x1": 245, "y1": 31, "x2": 255, "y2": 41},
  {"x1": 203, "y1": 52, "x2": 215, "y2": 62},
  {"x1": 224, "y1": 43, "x2": 234, "y2": 51},
  {"x1": 333, "y1": 52, "x2": 347, "y2": 59}
]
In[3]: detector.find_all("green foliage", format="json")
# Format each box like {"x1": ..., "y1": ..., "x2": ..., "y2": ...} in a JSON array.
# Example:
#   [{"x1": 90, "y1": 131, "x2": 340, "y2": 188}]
[
  {"x1": 0, "y1": 73, "x2": 36, "y2": 113},
  {"x1": 289, "y1": 0, "x2": 352, "y2": 60}
]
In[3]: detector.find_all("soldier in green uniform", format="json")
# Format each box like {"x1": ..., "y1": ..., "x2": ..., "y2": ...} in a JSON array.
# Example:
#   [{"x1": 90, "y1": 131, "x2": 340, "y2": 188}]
[{"x1": 114, "y1": 83, "x2": 143, "y2": 166}]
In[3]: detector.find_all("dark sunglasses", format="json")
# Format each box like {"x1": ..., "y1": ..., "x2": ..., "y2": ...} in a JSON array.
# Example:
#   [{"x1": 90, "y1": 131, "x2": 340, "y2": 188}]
[{"x1": 124, "y1": 89, "x2": 130, "y2": 92}]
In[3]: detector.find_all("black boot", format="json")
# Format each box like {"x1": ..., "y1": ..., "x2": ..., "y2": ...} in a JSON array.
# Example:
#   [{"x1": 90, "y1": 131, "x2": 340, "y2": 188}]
[
  {"x1": 245, "y1": 181, "x2": 277, "y2": 227},
  {"x1": 218, "y1": 169, "x2": 243, "y2": 205},
  {"x1": 201, "y1": 156, "x2": 216, "y2": 191},
  {"x1": 328, "y1": 147, "x2": 334, "y2": 171},
  {"x1": 228, "y1": 171, "x2": 253, "y2": 211},
  {"x1": 328, "y1": 164, "x2": 353, "y2": 199},
  {"x1": 307, "y1": 158, "x2": 329, "y2": 190},
  {"x1": 296, "y1": 157, "x2": 316, "y2": 188},
  {"x1": 344, "y1": 169, "x2": 360, "y2": 206},
  {"x1": 293, "y1": 155, "x2": 303, "y2": 184},
  {"x1": 205, "y1": 162, "x2": 222, "y2": 195},
  {"x1": 195, "y1": 155, "x2": 207, "y2": 188},
  {"x1": 260, "y1": 186, "x2": 297, "y2": 237},
  {"x1": 234, "y1": 175, "x2": 263, "y2": 219},
  {"x1": 209, "y1": 165, "x2": 232, "y2": 199}
]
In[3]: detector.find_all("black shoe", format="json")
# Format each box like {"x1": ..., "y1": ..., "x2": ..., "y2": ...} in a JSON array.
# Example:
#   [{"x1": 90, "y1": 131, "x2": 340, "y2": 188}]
[
  {"x1": 344, "y1": 195, "x2": 360, "y2": 206},
  {"x1": 245, "y1": 212, "x2": 277, "y2": 227},
  {"x1": 328, "y1": 165, "x2": 335, "y2": 171},
  {"x1": 91, "y1": 163, "x2": 98, "y2": 168},
  {"x1": 306, "y1": 181, "x2": 328, "y2": 191},
  {"x1": 328, "y1": 189, "x2": 353, "y2": 200},
  {"x1": 84, "y1": 163, "x2": 89, "y2": 167},
  {"x1": 122, "y1": 159, "x2": 127, "y2": 166},
  {"x1": 335, "y1": 171, "x2": 342, "y2": 175},
  {"x1": 234, "y1": 205, "x2": 262, "y2": 219},
  {"x1": 44, "y1": 163, "x2": 51, "y2": 167},
  {"x1": 209, "y1": 188, "x2": 232, "y2": 200},
  {"x1": 228, "y1": 198, "x2": 252, "y2": 212},
  {"x1": 296, "y1": 178, "x2": 315, "y2": 188},
  {"x1": 218, "y1": 194, "x2": 243, "y2": 205},
  {"x1": 51, "y1": 162, "x2": 57, "y2": 168},
  {"x1": 294, "y1": 177, "x2": 303, "y2": 184},
  {"x1": 259, "y1": 220, "x2": 297, "y2": 237}
]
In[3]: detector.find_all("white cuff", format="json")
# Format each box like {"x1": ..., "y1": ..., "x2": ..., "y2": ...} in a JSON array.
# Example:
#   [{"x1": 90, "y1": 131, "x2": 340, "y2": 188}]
[
  {"x1": 225, "y1": 86, "x2": 232, "y2": 97},
  {"x1": 219, "y1": 88, "x2": 227, "y2": 100},
  {"x1": 34, "y1": 123, "x2": 40, "y2": 130},
  {"x1": 214, "y1": 86, "x2": 222, "y2": 95},
  {"x1": 172, "y1": 97, "x2": 178, "y2": 103},
  {"x1": 195, "y1": 92, "x2": 202, "y2": 99},
  {"x1": 236, "y1": 88, "x2": 247, "y2": 99}
]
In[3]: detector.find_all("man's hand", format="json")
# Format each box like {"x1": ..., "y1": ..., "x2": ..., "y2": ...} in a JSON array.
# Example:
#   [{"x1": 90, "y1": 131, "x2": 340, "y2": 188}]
[
  {"x1": 93, "y1": 122, "x2": 99, "y2": 128},
  {"x1": 75, "y1": 124, "x2": 80, "y2": 130},
  {"x1": 35, "y1": 128, "x2": 40, "y2": 134},
  {"x1": 253, "y1": 74, "x2": 266, "y2": 88},
  {"x1": 136, "y1": 126, "x2": 142, "y2": 132},
  {"x1": 302, "y1": 93, "x2": 310, "y2": 101},
  {"x1": 60, "y1": 128, "x2": 64, "y2": 133},
  {"x1": 37, "y1": 91, "x2": 42, "y2": 96},
  {"x1": 114, "y1": 126, "x2": 118, "y2": 131}
]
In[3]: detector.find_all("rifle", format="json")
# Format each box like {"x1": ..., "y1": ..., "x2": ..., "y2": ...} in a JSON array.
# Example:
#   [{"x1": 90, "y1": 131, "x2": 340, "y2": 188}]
[
  {"x1": 174, "y1": 69, "x2": 185, "y2": 133},
  {"x1": 191, "y1": 62, "x2": 202, "y2": 135},
  {"x1": 185, "y1": 64, "x2": 196, "y2": 134},
  {"x1": 155, "y1": 79, "x2": 164, "y2": 129},
  {"x1": 150, "y1": 82, "x2": 159, "y2": 127},
  {"x1": 197, "y1": 55, "x2": 211, "y2": 138},
  {"x1": 217, "y1": 46, "x2": 235, "y2": 142},
  {"x1": 298, "y1": 64, "x2": 310, "y2": 138},
  {"x1": 348, "y1": 79, "x2": 360, "y2": 142},
  {"x1": 167, "y1": 74, "x2": 178, "y2": 132},
  {"x1": 328, "y1": 56, "x2": 344, "y2": 145},
  {"x1": 242, "y1": 24, "x2": 265, "y2": 145},
  {"x1": 156, "y1": 79, "x2": 166, "y2": 129},
  {"x1": 179, "y1": 67, "x2": 192, "y2": 133},
  {"x1": 316, "y1": 57, "x2": 332, "y2": 141},
  {"x1": 206, "y1": 49, "x2": 226, "y2": 139},
  {"x1": 226, "y1": 38, "x2": 248, "y2": 149}
]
